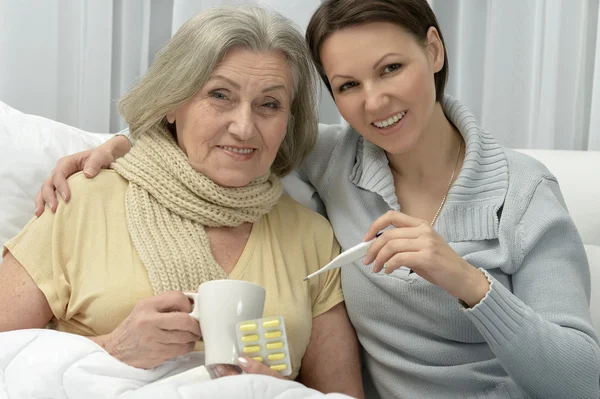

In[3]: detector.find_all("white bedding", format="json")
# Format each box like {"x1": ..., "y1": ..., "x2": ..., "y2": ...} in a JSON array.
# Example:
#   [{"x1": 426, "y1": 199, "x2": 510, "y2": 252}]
[{"x1": 0, "y1": 329, "x2": 353, "y2": 399}]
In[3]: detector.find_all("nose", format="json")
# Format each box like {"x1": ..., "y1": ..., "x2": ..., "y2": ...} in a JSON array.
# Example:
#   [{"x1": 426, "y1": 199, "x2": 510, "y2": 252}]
[
  {"x1": 228, "y1": 104, "x2": 257, "y2": 140},
  {"x1": 364, "y1": 83, "x2": 390, "y2": 114}
]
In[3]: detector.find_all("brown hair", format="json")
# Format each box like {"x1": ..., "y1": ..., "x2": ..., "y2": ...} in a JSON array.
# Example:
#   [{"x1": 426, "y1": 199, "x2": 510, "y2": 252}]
[{"x1": 306, "y1": 0, "x2": 449, "y2": 102}]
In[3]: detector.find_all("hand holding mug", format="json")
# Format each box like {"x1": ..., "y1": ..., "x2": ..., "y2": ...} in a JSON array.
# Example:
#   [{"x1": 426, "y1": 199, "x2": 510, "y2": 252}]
[{"x1": 99, "y1": 291, "x2": 201, "y2": 369}]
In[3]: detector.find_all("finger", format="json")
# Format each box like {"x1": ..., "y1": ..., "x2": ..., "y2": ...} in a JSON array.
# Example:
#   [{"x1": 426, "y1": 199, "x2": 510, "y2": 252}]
[
  {"x1": 237, "y1": 357, "x2": 283, "y2": 379},
  {"x1": 159, "y1": 341, "x2": 196, "y2": 361},
  {"x1": 83, "y1": 152, "x2": 109, "y2": 177},
  {"x1": 381, "y1": 252, "x2": 423, "y2": 274},
  {"x1": 154, "y1": 291, "x2": 194, "y2": 313},
  {"x1": 363, "y1": 211, "x2": 426, "y2": 240},
  {"x1": 156, "y1": 328, "x2": 200, "y2": 345},
  {"x1": 363, "y1": 228, "x2": 422, "y2": 265},
  {"x1": 40, "y1": 181, "x2": 59, "y2": 213},
  {"x1": 155, "y1": 328, "x2": 200, "y2": 345},
  {"x1": 371, "y1": 239, "x2": 421, "y2": 273},
  {"x1": 214, "y1": 364, "x2": 242, "y2": 378},
  {"x1": 52, "y1": 173, "x2": 72, "y2": 204},
  {"x1": 34, "y1": 191, "x2": 45, "y2": 216},
  {"x1": 156, "y1": 312, "x2": 201, "y2": 337}
]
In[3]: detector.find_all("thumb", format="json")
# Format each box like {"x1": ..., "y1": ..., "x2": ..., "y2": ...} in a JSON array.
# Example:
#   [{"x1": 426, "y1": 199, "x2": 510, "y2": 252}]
[
  {"x1": 83, "y1": 151, "x2": 112, "y2": 177},
  {"x1": 237, "y1": 357, "x2": 285, "y2": 379}
]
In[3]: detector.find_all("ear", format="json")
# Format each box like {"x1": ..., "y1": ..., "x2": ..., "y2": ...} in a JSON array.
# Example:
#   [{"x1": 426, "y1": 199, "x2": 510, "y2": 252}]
[
  {"x1": 166, "y1": 111, "x2": 175, "y2": 124},
  {"x1": 426, "y1": 27, "x2": 444, "y2": 73}
]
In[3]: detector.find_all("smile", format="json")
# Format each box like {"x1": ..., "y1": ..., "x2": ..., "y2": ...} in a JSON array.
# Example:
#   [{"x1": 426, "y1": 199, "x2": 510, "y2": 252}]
[
  {"x1": 372, "y1": 111, "x2": 407, "y2": 129},
  {"x1": 218, "y1": 145, "x2": 255, "y2": 154}
]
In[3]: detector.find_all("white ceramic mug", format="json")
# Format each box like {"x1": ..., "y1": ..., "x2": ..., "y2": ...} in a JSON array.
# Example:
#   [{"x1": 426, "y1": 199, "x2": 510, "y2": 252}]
[{"x1": 185, "y1": 279, "x2": 266, "y2": 366}]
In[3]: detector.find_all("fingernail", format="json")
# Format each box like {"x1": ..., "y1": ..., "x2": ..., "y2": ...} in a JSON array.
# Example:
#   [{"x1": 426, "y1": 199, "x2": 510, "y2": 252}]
[
  {"x1": 237, "y1": 357, "x2": 249, "y2": 368},
  {"x1": 35, "y1": 206, "x2": 40, "y2": 214},
  {"x1": 83, "y1": 169, "x2": 93, "y2": 177},
  {"x1": 60, "y1": 192, "x2": 67, "y2": 201}
]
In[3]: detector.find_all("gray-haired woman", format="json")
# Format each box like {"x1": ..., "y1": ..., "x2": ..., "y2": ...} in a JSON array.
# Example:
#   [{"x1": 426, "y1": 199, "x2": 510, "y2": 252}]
[{"x1": 0, "y1": 5, "x2": 363, "y2": 397}]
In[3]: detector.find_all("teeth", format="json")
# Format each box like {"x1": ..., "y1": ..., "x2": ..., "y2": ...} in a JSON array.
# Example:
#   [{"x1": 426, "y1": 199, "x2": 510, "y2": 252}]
[
  {"x1": 373, "y1": 111, "x2": 406, "y2": 128},
  {"x1": 221, "y1": 146, "x2": 254, "y2": 154}
]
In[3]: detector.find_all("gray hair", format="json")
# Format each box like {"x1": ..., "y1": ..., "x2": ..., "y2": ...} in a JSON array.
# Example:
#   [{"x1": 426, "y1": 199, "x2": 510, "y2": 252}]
[{"x1": 118, "y1": 5, "x2": 319, "y2": 177}]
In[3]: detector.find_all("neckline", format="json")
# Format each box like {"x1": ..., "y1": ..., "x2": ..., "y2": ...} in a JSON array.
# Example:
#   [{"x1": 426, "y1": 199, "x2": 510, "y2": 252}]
[{"x1": 226, "y1": 216, "x2": 262, "y2": 280}]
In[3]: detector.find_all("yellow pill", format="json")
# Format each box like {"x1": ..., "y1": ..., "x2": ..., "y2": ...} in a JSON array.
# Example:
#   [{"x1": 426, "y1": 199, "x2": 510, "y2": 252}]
[
  {"x1": 264, "y1": 331, "x2": 282, "y2": 339},
  {"x1": 241, "y1": 334, "x2": 259, "y2": 343},
  {"x1": 266, "y1": 342, "x2": 284, "y2": 350},
  {"x1": 239, "y1": 323, "x2": 258, "y2": 332},
  {"x1": 268, "y1": 353, "x2": 286, "y2": 361},
  {"x1": 251, "y1": 356, "x2": 263, "y2": 362},
  {"x1": 270, "y1": 364, "x2": 287, "y2": 372},
  {"x1": 262, "y1": 319, "x2": 280, "y2": 328},
  {"x1": 243, "y1": 345, "x2": 261, "y2": 354}
]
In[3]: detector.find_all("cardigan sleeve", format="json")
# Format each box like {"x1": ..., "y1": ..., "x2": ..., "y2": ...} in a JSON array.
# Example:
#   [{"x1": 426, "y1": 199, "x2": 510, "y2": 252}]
[{"x1": 464, "y1": 177, "x2": 600, "y2": 399}]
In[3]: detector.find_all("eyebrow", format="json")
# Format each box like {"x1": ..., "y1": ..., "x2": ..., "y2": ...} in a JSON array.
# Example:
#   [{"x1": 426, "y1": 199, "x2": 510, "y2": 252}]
[
  {"x1": 372, "y1": 52, "x2": 403, "y2": 70},
  {"x1": 329, "y1": 52, "x2": 404, "y2": 83},
  {"x1": 210, "y1": 75, "x2": 287, "y2": 94},
  {"x1": 211, "y1": 75, "x2": 240, "y2": 89},
  {"x1": 261, "y1": 84, "x2": 287, "y2": 94}
]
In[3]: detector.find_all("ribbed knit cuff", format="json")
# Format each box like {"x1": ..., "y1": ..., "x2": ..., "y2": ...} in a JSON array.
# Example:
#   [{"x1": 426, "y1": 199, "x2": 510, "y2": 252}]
[{"x1": 463, "y1": 268, "x2": 532, "y2": 346}]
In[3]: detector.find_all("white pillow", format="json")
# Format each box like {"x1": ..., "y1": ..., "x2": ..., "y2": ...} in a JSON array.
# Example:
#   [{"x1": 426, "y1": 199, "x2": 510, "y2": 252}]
[{"x1": 0, "y1": 101, "x2": 110, "y2": 246}]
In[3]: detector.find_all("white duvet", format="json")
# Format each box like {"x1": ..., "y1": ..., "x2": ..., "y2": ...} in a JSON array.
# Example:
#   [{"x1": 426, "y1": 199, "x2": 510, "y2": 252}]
[{"x1": 0, "y1": 329, "x2": 353, "y2": 399}]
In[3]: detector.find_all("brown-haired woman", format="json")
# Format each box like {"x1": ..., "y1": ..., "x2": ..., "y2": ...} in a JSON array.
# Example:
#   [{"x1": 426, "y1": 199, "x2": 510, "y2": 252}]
[{"x1": 33, "y1": 1, "x2": 600, "y2": 398}]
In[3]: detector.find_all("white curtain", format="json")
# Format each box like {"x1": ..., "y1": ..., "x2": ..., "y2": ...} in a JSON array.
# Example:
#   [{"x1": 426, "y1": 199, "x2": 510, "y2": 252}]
[
  {"x1": 430, "y1": 0, "x2": 600, "y2": 150},
  {"x1": 0, "y1": 0, "x2": 321, "y2": 133},
  {"x1": 0, "y1": 0, "x2": 598, "y2": 150}
]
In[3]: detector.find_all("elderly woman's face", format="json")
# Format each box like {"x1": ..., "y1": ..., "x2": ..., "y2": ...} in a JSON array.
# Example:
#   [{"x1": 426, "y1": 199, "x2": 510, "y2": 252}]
[{"x1": 167, "y1": 48, "x2": 292, "y2": 187}]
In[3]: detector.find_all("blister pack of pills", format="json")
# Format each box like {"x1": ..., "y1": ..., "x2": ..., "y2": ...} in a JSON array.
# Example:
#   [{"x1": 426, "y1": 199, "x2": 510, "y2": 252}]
[{"x1": 235, "y1": 316, "x2": 292, "y2": 377}]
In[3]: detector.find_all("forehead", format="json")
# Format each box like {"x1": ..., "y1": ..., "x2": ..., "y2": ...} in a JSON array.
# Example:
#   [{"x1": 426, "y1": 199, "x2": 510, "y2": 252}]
[
  {"x1": 320, "y1": 22, "x2": 420, "y2": 64},
  {"x1": 210, "y1": 47, "x2": 293, "y2": 90}
]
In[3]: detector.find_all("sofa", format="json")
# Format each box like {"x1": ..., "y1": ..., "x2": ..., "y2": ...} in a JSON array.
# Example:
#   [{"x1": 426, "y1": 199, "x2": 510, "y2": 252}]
[{"x1": 0, "y1": 101, "x2": 598, "y2": 333}]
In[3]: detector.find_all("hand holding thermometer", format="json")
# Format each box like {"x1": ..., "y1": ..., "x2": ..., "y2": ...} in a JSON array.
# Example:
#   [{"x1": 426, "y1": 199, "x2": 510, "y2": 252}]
[{"x1": 303, "y1": 232, "x2": 382, "y2": 281}]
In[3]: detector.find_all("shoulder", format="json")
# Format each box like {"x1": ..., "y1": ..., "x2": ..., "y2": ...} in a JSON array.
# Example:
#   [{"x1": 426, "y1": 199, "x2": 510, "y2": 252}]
[
  {"x1": 304, "y1": 123, "x2": 358, "y2": 164},
  {"x1": 270, "y1": 194, "x2": 333, "y2": 233},
  {"x1": 300, "y1": 123, "x2": 360, "y2": 184},
  {"x1": 500, "y1": 148, "x2": 568, "y2": 231},
  {"x1": 317, "y1": 122, "x2": 345, "y2": 142},
  {"x1": 62, "y1": 170, "x2": 128, "y2": 211},
  {"x1": 266, "y1": 195, "x2": 337, "y2": 248},
  {"x1": 503, "y1": 148, "x2": 559, "y2": 207},
  {"x1": 504, "y1": 148, "x2": 556, "y2": 182},
  {"x1": 67, "y1": 169, "x2": 128, "y2": 192}
]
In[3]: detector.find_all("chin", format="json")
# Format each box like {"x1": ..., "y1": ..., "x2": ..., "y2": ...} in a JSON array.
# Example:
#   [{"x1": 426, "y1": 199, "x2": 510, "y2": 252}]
[
  {"x1": 209, "y1": 174, "x2": 257, "y2": 188},
  {"x1": 373, "y1": 130, "x2": 421, "y2": 155}
]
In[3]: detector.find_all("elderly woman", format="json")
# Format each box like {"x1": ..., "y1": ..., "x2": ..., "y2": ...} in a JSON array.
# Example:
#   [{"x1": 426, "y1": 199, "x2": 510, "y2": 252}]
[{"x1": 0, "y1": 5, "x2": 363, "y2": 397}]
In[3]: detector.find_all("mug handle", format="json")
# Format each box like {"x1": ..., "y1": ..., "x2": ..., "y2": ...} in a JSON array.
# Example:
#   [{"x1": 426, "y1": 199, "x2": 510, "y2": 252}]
[{"x1": 184, "y1": 292, "x2": 200, "y2": 320}]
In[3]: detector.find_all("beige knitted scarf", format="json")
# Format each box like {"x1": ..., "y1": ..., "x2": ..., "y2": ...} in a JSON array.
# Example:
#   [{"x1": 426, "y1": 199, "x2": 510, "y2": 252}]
[{"x1": 112, "y1": 128, "x2": 283, "y2": 294}]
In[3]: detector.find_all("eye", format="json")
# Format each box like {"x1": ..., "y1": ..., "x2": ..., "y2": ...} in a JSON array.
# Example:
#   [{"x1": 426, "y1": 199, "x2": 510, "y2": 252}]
[
  {"x1": 210, "y1": 90, "x2": 228, "y2": 100},
  {"x1": 262, "y1": 100, "x2": 281, "y2": 110},
  {"x1": 338, "y1": 81, "x2": 359, "y2": 92},
  {"x1": 382, "y1": 63, "x2": 402, "y2": 74}
]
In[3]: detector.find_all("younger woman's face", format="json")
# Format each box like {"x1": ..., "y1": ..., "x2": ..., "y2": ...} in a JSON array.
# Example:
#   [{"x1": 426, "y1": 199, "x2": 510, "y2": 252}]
[{"x1": 320, "y1": 22, "x2": 444, "y2": 154}]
